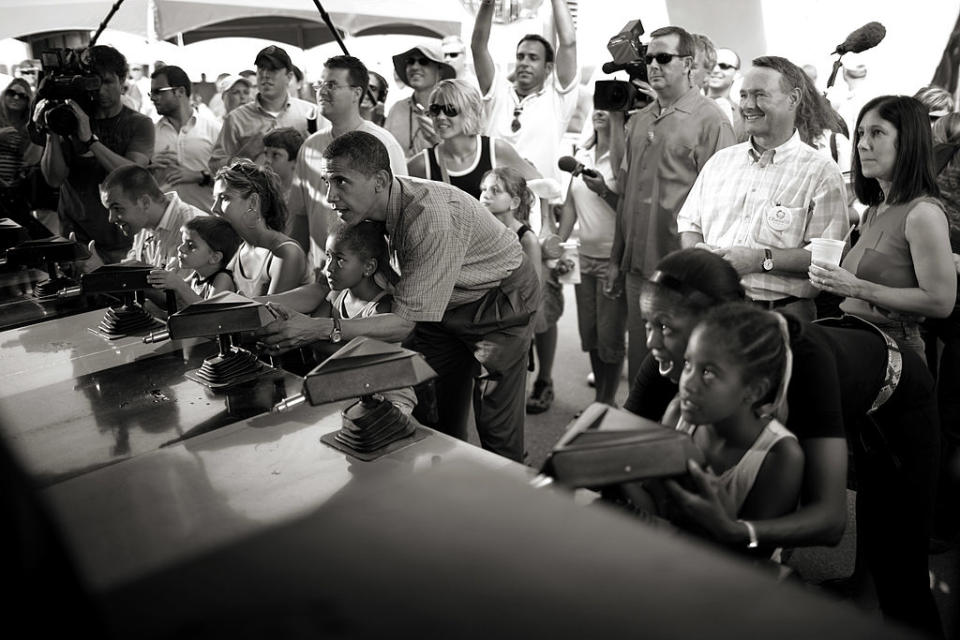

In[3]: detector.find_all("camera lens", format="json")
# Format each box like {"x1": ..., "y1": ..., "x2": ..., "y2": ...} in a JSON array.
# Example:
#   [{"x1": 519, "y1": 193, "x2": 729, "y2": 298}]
[{"x1": 43, "y1": 102, "x2": 79, "y2": 137}]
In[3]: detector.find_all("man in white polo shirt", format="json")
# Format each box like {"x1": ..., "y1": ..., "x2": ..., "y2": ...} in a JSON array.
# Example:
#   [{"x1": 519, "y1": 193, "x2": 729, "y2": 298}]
[{"x1": 471, "y1": 0, "x2": 579, "y2": 188}]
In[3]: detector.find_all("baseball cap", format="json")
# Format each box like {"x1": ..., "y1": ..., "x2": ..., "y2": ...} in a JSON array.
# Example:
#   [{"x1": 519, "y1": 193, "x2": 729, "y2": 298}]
[
  {"x1": 218, "y1": 74, "x2": 251, "y2": 94},
  {"x1": 255, "y1": 45, "x2": 293, "y2": 72}
]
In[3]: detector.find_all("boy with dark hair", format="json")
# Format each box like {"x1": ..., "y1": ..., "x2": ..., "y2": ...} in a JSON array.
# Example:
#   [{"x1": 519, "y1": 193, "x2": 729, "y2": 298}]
[{"x1": 260, "y1": 126, "x2": 304, "y2": 201}]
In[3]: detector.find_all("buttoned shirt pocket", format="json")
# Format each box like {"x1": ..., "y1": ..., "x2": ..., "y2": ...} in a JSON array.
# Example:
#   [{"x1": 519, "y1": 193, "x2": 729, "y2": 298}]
[{"x1": 755, "y1": 204, "x2": 807, "y2": 249}]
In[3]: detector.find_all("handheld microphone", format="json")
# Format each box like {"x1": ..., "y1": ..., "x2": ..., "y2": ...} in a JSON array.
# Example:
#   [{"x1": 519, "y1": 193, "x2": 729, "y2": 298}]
[
  {"x1": 833, "y1": 21, "x2": 886, "y2": 55},
  {"x1": 558, "y1": 155, "x2": 598, "y2": 178}
]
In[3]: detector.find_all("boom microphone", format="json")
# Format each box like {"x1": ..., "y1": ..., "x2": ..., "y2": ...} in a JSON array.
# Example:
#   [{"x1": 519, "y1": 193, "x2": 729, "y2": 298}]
[
  {"x1": 558, "y1": 155, "x2": 598, "y2": 178},
  {"x1": 833, "y1": 21, "x2": 886, "y2": 55}
]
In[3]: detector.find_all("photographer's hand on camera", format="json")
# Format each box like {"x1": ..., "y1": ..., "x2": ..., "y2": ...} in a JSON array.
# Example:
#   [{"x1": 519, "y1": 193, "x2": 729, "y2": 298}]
[
  {"x1": 67, "y1": 100, "x2": 93, "y2": 148},
  {"x1": 631, "y1": 79, "x2": 658, "y2": 102}
]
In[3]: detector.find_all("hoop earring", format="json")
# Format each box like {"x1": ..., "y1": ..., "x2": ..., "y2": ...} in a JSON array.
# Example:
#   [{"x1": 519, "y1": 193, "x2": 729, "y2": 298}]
[{"x1": 243, "y1": 207, "x2": 260, "y2": 228}]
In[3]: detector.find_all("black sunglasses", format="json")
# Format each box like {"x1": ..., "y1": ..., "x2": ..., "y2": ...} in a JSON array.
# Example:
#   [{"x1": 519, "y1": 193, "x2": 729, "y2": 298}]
[
  {"x1": 644, "y1": 52, "x2": 685, "y2": 65},
  {"x1": 5, "y1": 89, "x2": 28, "y2": 99},
  {"x1": 405, "y1": 56, "x2": 433, "y2": 67},
  {"x1": 444, "y1": 52, "x2": 461, "y2": 59},
  {"x1": 511, "y1": 106, "x2": 523, "y2": 132},
  {"x1": 717, "y1": 62, "x2": 738, "y2": 71},
  {"x1": 428, "y1": 103, "x2": 459, "y2": 117}
]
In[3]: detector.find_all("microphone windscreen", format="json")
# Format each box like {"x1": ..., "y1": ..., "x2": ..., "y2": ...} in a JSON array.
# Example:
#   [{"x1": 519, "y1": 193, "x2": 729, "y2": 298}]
[
  {"x1": 601, "y1": 61, "x2": 622, "y2": 75},
  {"x1": 837, "y1": 21, "x2": 886, "y2": 54},
  {"x1": 558, "y1": 156, "x2": 581, "y2": 173}
]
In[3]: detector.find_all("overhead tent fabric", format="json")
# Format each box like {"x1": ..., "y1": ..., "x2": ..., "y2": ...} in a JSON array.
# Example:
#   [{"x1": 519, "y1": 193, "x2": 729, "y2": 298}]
[{"x1": 0, "y1": 0, "x2": 463, "y2": 42}]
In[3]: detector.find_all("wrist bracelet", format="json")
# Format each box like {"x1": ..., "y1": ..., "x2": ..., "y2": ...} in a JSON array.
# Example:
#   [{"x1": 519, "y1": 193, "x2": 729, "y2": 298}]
[{"x1": 737, "y1": 519, "x2": 759, "y2": 549}]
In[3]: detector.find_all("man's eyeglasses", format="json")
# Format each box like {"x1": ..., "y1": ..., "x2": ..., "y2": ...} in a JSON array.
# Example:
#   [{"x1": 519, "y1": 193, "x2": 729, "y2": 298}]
[
  {"x1": 313, "y1": 81, "x2": 357, "y2": 93},
  {"x1": 644, "y1": 52, "x2": 685, "y2": 66},
  {"x1": 511, "y1": 106, "x2": 523, "y2": 133},
  {"x1": 428, "y1": 103, "x2": 459, "y2": 117},
  {"x1": 149, "y1": 87, "x2": 177, "y2": 99},
  {"x1": 405, "y1": 56, "x2": 433, "y2": 67},
  {"x1": 717, "y1": 62, "x2": 738, "y2": 71},
  {"x1": 5, "y1": 89, "x2": 28, "y2": 99}
]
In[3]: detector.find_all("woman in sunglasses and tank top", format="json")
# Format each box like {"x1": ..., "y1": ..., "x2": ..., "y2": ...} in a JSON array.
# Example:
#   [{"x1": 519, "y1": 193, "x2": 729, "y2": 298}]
[{"x1": 406, "y1": 79, "x2": 545, "y2": 201}]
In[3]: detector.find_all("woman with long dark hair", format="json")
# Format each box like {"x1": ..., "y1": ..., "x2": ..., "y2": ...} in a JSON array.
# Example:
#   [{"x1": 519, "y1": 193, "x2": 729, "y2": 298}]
[{"x1": 810, "y1": 95, "x2": 956, "y2": 357}]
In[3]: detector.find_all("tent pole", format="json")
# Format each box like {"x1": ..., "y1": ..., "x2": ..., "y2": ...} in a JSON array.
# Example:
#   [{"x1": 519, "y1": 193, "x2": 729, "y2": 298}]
[{"x1": 310, "y1": 0, "x2": 376, "y2": 106}]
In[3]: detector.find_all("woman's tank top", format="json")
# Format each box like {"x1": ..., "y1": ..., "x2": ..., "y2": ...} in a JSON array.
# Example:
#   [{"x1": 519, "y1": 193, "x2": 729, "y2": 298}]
[{"x1": 423, "y1": 135, "x2": 496, "y2": 200}]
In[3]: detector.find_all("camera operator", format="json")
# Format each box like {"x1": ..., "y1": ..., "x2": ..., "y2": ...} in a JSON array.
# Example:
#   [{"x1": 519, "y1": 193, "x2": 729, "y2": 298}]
[
  {"x1": 601, "y1": 26, "x2": 734, "y2": 385},
  {"x1": 34, "y1": 45, "x2": 154, "y2": 264}
]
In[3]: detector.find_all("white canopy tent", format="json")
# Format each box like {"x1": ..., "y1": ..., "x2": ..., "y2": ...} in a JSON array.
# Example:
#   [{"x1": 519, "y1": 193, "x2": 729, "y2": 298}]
[
  {"x1": 0, "y1": 0, "x2": 957, "y2": 98},
  {"x1": 0, "y1": 0, "x2": 464, "y2": 43}
]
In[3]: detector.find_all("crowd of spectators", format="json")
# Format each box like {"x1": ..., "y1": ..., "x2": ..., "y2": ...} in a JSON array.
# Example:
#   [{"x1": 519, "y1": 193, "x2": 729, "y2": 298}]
[{"x1": 2, "y1": 3, "x2": 959, "y2": 636}]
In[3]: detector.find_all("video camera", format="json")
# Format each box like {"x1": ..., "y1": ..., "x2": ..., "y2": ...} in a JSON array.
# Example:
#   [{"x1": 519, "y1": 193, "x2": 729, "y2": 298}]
[
  {"x1": 594, "y1": 20, "x2": 651, "y2": 112},
  {"x1": 35, "y1": 48, "x2": 101, "y2": 137}
]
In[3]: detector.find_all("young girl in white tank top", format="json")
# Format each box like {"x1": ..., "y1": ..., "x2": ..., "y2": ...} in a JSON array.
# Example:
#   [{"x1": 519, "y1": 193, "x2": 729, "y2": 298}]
[
  {"x1": 319, "y1": 220, "x2": 416, "y2": 414},
  {"x1": 667, "y1": 303, "x2": 803, "y2": 524}
]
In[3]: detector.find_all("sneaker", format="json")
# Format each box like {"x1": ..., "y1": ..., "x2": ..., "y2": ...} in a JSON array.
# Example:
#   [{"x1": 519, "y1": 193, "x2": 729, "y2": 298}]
[
  {"x1": 526, "y1": 379, "x2": 554, "y2": 414},
  {"x1": 586, "y1": 372, "x2": 596, "y2": 387}
]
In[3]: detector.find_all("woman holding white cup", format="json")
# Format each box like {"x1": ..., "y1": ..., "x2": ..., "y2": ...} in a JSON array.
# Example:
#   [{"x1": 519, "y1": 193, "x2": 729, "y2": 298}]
[{"x1": 809, "y1": 95, "x2": 957, "y2": 356}]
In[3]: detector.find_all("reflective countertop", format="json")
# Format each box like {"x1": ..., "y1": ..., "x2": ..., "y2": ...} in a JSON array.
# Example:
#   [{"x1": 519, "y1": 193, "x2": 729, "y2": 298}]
[
  {"x1": 44, "y1": 410, "x2": 905, "y2": 640},
  {"x1": 43, "y1": 399, "x2": 524, "y2": 592},
  {"x1": 0, "y1": 307, "x2": 302, "y2": 485}
]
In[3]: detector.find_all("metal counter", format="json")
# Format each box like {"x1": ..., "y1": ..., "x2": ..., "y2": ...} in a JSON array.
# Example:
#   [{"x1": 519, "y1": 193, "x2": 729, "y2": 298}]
[
  {"x1": 0, "y1": 307, "x2": 301, "y2": 485},
  {"x1": 43, "y1": 408, "x2": 907, "y2": 639}
]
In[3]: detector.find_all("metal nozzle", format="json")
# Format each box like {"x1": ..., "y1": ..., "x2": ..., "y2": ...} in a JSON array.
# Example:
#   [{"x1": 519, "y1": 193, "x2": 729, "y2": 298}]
[
  {"x1": 142, "y1": 329, "x2": 170, "y2": 344},
  {"x1": 272, "y1": 393, "x2": 307, "y2": 413},
  {"x1": 56, "y1": 285, "x2": 82, "y2": 299},
  {"x1": 529, "y1": 474, "x2": 554, "y2": 489}
]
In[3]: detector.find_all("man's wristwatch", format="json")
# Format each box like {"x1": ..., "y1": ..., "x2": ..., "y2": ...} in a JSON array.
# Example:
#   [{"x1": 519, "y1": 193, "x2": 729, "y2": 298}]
[
  {"x1": 78, "y1": 133, "x2": 99, "y2": 152},
  {"x1": 761, "y1": 248, "x2": 774, "y2": 272},
  {"x1": 199, "y1": 169, "x2": 212, "y2": 187},
  {"x1": 329, "y1": 314, "x2": 343, "y2": 343}
]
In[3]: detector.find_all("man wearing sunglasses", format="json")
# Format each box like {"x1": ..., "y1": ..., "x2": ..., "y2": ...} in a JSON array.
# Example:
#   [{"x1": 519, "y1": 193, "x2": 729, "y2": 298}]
[
  {"x1": 385, "y1": 43, "x2": 456, "y2": 159},
  {"x1": 603, "y1": 26, "x2": 735, "y2": 385},
  {"x1": 149, "y1": 65, "x2": 221, "y2": 212},
  {"x1": 441, "y1": 36, "x2": 470, "y2": 83},
  {"x1": 471, "y1": 0, "x2": 578, "y2": 189},
  {"x1": 707, "y1": 48, "x2": 743, "y2": 131}
]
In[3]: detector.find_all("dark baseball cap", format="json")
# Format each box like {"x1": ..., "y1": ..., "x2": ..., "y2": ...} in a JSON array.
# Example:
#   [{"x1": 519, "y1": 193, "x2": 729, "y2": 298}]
[{"x1": 255, "y1": 45, "x2": 293, "y2": 71}]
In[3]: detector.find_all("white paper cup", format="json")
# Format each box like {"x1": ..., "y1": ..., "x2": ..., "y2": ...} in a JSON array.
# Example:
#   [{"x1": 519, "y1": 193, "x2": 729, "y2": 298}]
[{"x1": 809, "y1": 238, "x2": 845, "y2": 266}]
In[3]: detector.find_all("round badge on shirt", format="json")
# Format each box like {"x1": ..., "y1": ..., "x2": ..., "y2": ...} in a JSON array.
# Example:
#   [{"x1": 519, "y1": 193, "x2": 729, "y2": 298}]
[{"x1": 765, "y1": 205, "x2": 793, "y2": 232}]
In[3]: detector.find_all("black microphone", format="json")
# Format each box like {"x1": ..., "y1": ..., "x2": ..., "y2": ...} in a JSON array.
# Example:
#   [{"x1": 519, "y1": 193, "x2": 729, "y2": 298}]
[
  {"x1": 834, "y1": 21, "x2": 886, "y2": 55},
  {"x1": 602, "y1": 61, "x2": 625, "y2": 75},
  {"x1": 558, "y1": 155, "x2": 598, "y2": 178}
]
